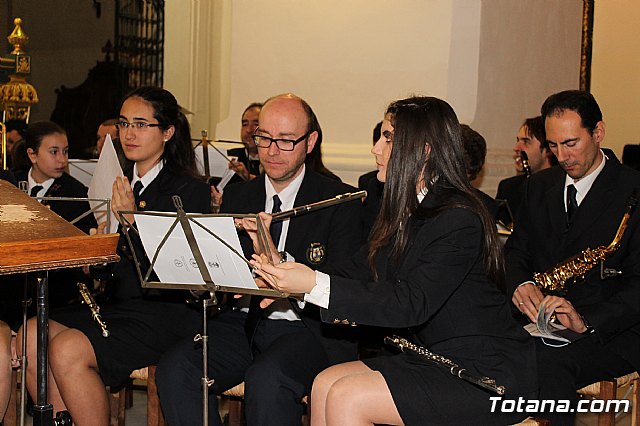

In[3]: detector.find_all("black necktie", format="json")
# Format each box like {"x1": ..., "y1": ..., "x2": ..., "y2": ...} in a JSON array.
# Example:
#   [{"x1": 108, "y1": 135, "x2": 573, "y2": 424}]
[
  {"x1": 30, "y1": 185, "x2": 43, "y2": 197},
  {"x1": 566, "y1": 184, "x2": 578, "y2": 223},
  {"x1": 245, "y1": 194, "x2": 284, "y2": 343},
  {"x1": 270, "y1": 194, "x2": 283, "y2": 246},
  {"x1": 132, "y1": 181, "x2": 144, "y2": 199}
]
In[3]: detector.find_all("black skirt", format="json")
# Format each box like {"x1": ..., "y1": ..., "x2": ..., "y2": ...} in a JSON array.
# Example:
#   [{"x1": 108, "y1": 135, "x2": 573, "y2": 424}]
[
  {"x1": 51, "y1": 298, "x2": 200, "y2": 388},
  {"x1": 363, "y1": 350, "x2": 536, "y2": 426}
]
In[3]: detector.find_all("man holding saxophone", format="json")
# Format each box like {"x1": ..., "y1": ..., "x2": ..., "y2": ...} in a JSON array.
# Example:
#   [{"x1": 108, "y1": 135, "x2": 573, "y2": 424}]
[
  {"x1": 505, "y1": 90, "x2": 640, "y2": 425},
  {"x1": 156, "y1": 93, "x2": 363, "y2": 426}
]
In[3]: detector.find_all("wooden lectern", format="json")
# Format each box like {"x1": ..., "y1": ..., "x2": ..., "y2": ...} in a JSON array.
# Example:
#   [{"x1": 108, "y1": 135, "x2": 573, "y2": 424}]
[{"x1": 0, "y1": 180, "x2": 119, "y2": 425}]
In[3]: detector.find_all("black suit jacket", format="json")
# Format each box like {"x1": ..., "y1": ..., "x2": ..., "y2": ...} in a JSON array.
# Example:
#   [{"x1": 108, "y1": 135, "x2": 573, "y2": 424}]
[
  {"x1": 15, "y1": 170, "x2": 97, "y2": 234},
  {"x1": 227, "y1": 147, "x2": 261, "y2": 176},
  {"x1": 0, "y1": 169, "x2": 16, "y2": 186},
  {"x1": 505, "y1": 150, "x2": 640, "y2": 369},
  {"x1": 221, "y1": 169, "x2": 364, "y2": 363},
  {"x1": 496, "y1": 174, "x2": 527, "y2": 225},
  {"x1": 325, "y1": 191, "x2": 537, "y2": 396},
  {"x1": 110, "y1": 168, "x2": 211, "y2": 301}
]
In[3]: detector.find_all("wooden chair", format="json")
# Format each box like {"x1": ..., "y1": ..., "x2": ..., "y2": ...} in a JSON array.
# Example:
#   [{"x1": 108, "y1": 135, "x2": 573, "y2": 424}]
[
  {"x1": 221, "y1": 382, "x2": 310, "y2": 426},
  {"x1": 576, "y1": 371, "x2": 639, "y2": 426},
  {"x1": 109, "y1": 365, "x2": 165, "y2": 426}
]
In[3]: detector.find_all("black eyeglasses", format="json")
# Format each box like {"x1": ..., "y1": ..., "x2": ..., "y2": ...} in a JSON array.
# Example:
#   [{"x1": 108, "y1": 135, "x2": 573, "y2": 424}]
[
  {"x1": 252, "y1": 131, "x2": 310, "y2": 151},
  {"x1": 116, "y1": 121, "x2": 163, "y2": 131}
]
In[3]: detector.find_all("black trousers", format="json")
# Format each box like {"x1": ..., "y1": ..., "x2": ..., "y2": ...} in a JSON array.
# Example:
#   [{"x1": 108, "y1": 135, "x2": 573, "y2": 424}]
[
  {"x1": 535, "y1": 334, "x2": 635, "y2": 425},
  {"x1": 156, "y1": 309, "x2": 330, "y2": 426}
]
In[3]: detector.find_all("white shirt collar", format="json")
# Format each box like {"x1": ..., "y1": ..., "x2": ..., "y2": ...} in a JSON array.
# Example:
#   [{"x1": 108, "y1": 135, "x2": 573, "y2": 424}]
[
  {"x1": 131, "y1": 160, "x2": 164, "y2": 194},
  {"x1": 27, "y1": 168, "x2": 55, "y2": 200},
  {"x1": 264, "y1": 164, "x2": 306, "y2": 249},
  {"x1": 564, "y1": 149, "x2": 607, "y2": 206},
  {"x1": 417, "y1": 186, "x2": 428, "y2": 203}
]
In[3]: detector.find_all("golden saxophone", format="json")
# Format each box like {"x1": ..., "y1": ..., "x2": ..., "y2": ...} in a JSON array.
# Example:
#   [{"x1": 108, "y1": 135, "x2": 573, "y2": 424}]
[
  {"x1": 533, "y1": 190, "x2": 639, "y2": 295},
  {"x1": 77, "y1": 283, "x2": 110, "y2": 337}
]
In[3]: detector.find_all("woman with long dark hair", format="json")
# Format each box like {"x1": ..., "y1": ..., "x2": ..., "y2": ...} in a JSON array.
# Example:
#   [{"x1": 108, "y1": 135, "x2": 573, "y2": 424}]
[
  {"x1": 252, "y1": 96, "x2": 537, "y2": 425},
  {"x1": 19, "y1": 87, "x2": 211, "y2": 425}
]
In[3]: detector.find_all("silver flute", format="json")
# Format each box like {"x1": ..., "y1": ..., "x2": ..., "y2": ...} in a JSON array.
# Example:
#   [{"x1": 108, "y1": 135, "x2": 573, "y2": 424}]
[
  {"x1": 78, "y1": 283, "x2": 110, "y2": 338},
  {"x1": 384, "y1": 335, "x2": 506, "y2": 395}
]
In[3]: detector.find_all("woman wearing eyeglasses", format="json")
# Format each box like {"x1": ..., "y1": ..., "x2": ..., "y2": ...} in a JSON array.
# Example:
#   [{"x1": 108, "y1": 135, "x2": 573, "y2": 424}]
[
  {"x1": 19, "y1": 87, "x2": 211, "y2": 425},
  {"x1": 251, "y1": 97, "x2": 538, "y2": 425}
]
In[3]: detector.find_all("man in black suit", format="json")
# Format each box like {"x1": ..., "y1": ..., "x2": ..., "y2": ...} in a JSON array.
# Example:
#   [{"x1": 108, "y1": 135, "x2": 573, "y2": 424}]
[
  {"x1": 156, "y1": 93, "x2": 363, "y2": 426},
  {"x1": 505, "y1": 90, "x2": 640, "y2": 425},
  {"x1": 228, "y1": 102, "x2": 263, "y2": 179},
  {"x1": 496, "y1": 116, "x2": 556, "y2": 225}
]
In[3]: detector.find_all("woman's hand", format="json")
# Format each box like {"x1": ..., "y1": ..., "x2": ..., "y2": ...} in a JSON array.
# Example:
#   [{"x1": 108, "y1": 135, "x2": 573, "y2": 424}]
[
  {"x1": 250, "y1": 254, "x2": 316, "y2": 294},
  {"x1": 541, "y1": 296, "x2": 588, "y2": 333},
  {"x1": 112, "y1": 176, "x2": 136, "y2": 225},
  {"x1": 512, "y1": 282, "x2": 545, "y2": 323}
]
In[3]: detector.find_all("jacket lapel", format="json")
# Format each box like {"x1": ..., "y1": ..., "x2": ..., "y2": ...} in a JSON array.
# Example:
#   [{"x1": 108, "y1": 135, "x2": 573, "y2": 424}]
[{"x1": 562, "y1": 155, "x2": 621, "y2": 249}]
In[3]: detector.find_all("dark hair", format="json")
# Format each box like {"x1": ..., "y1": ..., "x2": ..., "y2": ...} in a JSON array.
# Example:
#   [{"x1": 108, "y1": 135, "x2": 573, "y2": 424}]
[
  {"x1": 242, "y1": 102, "x2": 263, "y2": 118},
  {"x1": 541, "y1": 90, "x2": 602, "y2": 134},
  {"x1": 372, "y1": 121, "x2": 382, "y2": 145},
  {"x1": 302, "y1": 106, "x2": 341, "y2": 181},
  {"x1": 523, "y1": 116, "x2": 558, "y2": 166},
  {"x1": 460, "y1": 124, "x2": 486, "y2": 181},
  {"x1": 25, "y1": 121, "x2": 66, "y2": 152},
  {"x1": 100, "y1": 118, "x2": 120, "y2": 127},
  {"x1": 5, "y1": 119, "x2": 27, "y2": 137},
  {"x1": 120, "y1": 86, "x2": 198, "y2": 178},
  {"x1": 368, "y1": 97, "x2": 504, "y2": 286},
  {"x1": 522, "y1": 116, "x2": 546, "y2": 149}
]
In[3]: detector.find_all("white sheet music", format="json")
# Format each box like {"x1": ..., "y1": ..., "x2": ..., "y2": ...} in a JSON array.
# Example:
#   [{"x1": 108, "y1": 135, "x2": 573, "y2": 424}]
[
  {"x1": 195, "y1": 146, "x2": 235, "y2": 177},
  {"x1": 136, "y1": 214, "x2": 257, "y2": 288},
  {"x1": 68, "y1": 159, "x2": 98, "y2": 187},
  {"x1": 88, "y1": 135, "x2": 124, "y2": 234}
]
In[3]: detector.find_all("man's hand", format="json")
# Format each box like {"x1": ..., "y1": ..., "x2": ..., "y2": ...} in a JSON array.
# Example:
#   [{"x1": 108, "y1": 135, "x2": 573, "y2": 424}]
[
  {"x1": 541, "y1": 296, "x2": 588, "y2": 333},
  {"x1": 229, "y1": 160, "x2": 250, "y2": 181},
  {"x1": 211, "y1": 186, "x2": 223, "y2": 208},
  {"x1": 112, "y1": 176, "x2": 136, "y2": 225},
  {"x1": 512, "y1": 282, "x2": 545, "y2": 323}
]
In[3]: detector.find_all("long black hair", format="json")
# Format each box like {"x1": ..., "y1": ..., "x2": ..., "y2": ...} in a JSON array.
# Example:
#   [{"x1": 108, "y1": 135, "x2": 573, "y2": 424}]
[
  {"x1": 120, "y1": 87, "x2": 199, "y2": 178},
  {"x1": 368, "y1": 96, "x2": 504, "y2": 287}
]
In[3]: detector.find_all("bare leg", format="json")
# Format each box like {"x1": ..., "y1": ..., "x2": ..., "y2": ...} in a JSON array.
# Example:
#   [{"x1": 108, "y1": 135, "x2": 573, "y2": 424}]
[
  {"x1": 311, "y1": 360, "x2": 403, "y2": 426},
  {"x1": 0, "y1": 321, "x2": 12, "y2": 421},
  {"x1": 17, "y1": 318, "x2": 69, "y2": 413},
  {"x1": 49, "y1": 328, "x2": 109, "y2": 426}
]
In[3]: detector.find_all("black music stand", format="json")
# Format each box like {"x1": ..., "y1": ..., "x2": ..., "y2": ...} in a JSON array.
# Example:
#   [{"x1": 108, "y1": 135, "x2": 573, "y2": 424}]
[{"x1": 118, "y1": 196, "x2": 292, "y2": 426}]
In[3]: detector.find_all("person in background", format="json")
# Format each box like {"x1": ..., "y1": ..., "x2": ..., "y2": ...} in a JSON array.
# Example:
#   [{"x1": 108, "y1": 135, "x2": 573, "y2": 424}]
[
  {"x1": 460, "y1": 124, "x2": 499, "y2": 218},
  {"x1": 496, "y1": 116, "x2": 556, "y2": 224},
  {"x1": 252, "y1": 96, "x2": 537, "y2": 426},
  {"x1": 6, "y1": 119, "x2": 29, "y2": 174},
  {"x1": 18, "y1": 87, "x2": 211, "y2": 425}
]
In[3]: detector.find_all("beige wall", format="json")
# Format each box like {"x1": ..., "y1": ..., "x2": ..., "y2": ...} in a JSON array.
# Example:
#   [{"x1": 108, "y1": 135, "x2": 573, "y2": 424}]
[
  {"x1": 591, "y1": 0, "x2": 640, "y2": 157},
  {"x1": 165, "y1": 0, "x2": 584, "y2": 191}
]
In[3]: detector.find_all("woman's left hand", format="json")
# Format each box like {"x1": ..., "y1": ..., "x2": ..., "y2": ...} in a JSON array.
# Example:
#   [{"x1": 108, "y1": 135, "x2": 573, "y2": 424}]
[{"x1": 250, "y1": 253, "x2": 316, "y2": 294}]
